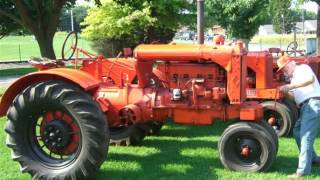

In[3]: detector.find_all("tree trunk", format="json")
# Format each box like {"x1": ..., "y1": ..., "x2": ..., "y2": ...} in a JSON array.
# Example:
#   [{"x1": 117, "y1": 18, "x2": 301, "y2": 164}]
[
  {"x1": 317, "y1": 4, "x2": 320, "y2": 55},
  {"x1": 35, "y1": 32, "x2": 56, "y2": 59}
]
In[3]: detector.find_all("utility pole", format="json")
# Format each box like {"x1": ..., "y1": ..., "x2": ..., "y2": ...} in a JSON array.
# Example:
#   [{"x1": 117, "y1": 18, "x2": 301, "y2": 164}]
[
  {"x1": 281, "y1": 14, "x2": 285, "y2": 34},
  {"x1": 71, "y1": 9, "x2": 74, "y2": 32},
  {"x1": 281, "y1": 13, "x2": 284, "y2": 48},
  {"x1": 302, "y1": 8, "x2": 305, "y2": 36},
  {"x1": 197, "y1": 0, "x2": 204, "y2": 44}
]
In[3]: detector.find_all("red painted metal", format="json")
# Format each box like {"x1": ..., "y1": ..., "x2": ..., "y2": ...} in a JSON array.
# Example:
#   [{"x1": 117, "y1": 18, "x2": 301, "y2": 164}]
[
  {"x1": 241, "y1": 146, "x2": 250, "y2": 157},
  {"x1": 0, "y1": 41, "x2": 265, "y2": 127},
  {"x1": 42, "y1": 111, "x2": 80, "y2": 155},
  {"x1": 0, "y1": 68, "x2": 100, "y2": 116},
  {"x1": 268, "y1": 117, "x2": 277, "y2": 126}
]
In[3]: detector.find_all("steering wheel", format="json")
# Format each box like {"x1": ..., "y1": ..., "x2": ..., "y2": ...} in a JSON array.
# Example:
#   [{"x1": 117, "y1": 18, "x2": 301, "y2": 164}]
[
  {"x1": 62, "y1": 31, "x2": 78, "y2": 61},
  {"x1": 286, "y1": 41, "x2": 298, "y2": 56}
]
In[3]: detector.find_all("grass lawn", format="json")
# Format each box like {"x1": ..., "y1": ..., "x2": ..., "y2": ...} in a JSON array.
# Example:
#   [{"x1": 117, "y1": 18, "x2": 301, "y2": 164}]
[
  {"x1": 250, "y1": 34, "x2": 316, "y2": 47},
  {"x1": 0, "y1": 32, "x2": 94, "y2": 61},
  {"x1": 0, "y1": 117, "x2": 319, "y2": 180}
]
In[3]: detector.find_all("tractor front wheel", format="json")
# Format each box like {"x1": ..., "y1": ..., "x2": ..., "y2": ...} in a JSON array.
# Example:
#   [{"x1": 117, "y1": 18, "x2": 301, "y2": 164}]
[
  {"x1": 218, "y1": 121, "x2": 276, "y2": 172},
  {"x1": 5, "y1": 81, "x2": 109, "y2": 179}
]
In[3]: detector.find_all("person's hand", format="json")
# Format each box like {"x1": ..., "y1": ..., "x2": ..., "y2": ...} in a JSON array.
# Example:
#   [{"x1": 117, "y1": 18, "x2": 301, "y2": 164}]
[{"x1": 279, "y1": 85, "x2": 291, "y2": 93}]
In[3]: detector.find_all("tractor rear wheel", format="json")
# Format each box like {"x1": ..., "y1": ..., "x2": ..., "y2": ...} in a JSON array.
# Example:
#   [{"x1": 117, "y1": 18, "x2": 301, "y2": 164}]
[
  {"x1": 138, "y1": 121, "x2": 163, "y2": 136},
  {"x1": 261, "y1": 101, "x2": 292, "y2": 137},
  {"x1": 110, "y1": 124, "x2": 147, "y2": 146},
  {"x1": 148, "y1": 121, "x2": 163, "y2": 135},
  {"x1": 219, "y1": 121, "x2": 276, "y2": 172},
  {"x1": 5, "y1": 81, "x2": 109, "y2": 179}
]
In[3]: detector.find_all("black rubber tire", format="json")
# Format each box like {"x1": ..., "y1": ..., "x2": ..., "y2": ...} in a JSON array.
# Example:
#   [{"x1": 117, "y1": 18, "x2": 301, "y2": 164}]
[
  {"x1": 256, "y1": 120, "x2": 279, "y2": 153},
  {"x1": 138, "y1": 121, "x2": 163, "y2": 136},
  {"x1": 218, "y1": 121, "x2": 276, "y2": 172},
  {"x1": 261, "y1": 101, "x2": 292, "y2": 137},
  {"x1": 62, "y1": 31, "x2": 78, "y2": 61},
  {"x1": 148, "y1": 121, "x2": 163, "y2": 135},
  {"x1": 109, "y1": 124, "x2": 147, "y2": 146},
  {"x1": 5, "y1": 81, "x2": 109, "y2": 179}
]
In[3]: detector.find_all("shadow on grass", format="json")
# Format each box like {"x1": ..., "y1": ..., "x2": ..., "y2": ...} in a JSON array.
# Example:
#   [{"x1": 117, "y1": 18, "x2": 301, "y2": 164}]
[
  {"x1": 158, "y1": 119, "x2": 233, "y2": 137},
  {"x1": 96, "y1": 139, "x2": 221, "y2": 180},
  {"x1": 94, "y1": 120, "x2": 320, "y2": 179},
  {"x1": 95, "y1": 122, "x2": 228, "y2": 179}
]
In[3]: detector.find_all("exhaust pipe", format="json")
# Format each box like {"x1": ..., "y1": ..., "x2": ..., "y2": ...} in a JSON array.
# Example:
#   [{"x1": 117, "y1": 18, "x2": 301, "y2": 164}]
[{"x1": 197, "y1": 0, "x2": 205, "y2": 44}]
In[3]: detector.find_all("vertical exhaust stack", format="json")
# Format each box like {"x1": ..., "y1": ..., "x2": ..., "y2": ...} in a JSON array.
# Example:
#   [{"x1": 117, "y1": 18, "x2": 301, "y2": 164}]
[{"x1": 197, "y1": 0, "x2": 205, "y2": 44}]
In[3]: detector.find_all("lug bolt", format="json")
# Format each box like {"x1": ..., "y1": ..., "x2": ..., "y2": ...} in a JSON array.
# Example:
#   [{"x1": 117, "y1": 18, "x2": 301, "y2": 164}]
[
  {"x1": 58, "y1": 138, "x2": 62, "y2": 142},
  {"x1": 56, "y1": 130, "x2": 60, "y2": 134},
  {"x1": 49, "y1": 132, "x2": 55, "y2": 138}
]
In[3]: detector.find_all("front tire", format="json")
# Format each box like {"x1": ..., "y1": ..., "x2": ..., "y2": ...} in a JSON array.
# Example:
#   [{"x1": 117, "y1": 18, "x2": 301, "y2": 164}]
[
  {"x1": 218, "y1": 121, "x2": 276, "y2": 172},
  {"x1": 5, "y1": 81, "x2": 109, "y2": 179}
]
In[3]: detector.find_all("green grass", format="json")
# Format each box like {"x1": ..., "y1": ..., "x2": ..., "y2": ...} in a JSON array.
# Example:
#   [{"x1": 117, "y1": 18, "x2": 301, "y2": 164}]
[
  {"x1": 250, "y1": 34, "x2": 316, "y2": 47},
  {"x1": 0, "y1": 67, "x2": 36, "y2": 76},
  {"x1": 0, "y1": 32, "x2": 94, "y2": 61},
  {"x1": 0, "y1": 118, "x2": 319, "y2": 180},
  {"x1": 0, "y1": 87, "x2": 5, "y2": 96}
]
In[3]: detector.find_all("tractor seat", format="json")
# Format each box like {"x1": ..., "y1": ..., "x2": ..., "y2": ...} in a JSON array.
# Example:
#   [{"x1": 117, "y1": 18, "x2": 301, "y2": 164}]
[{"x1": 29, "y1": 57, "x2": 65, "y2": 70}]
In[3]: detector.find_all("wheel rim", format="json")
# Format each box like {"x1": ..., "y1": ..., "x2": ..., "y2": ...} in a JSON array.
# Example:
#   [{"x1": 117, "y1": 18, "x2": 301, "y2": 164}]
[
  {"x1": 264, "y1": 110, "x2": 283, "y2": 134},
  {"x1": 225, "y1": 133, "x2": 263, "y2": 167},
  {"x1": 29, "y1": 110, "x2": 82, "y2": 167}
]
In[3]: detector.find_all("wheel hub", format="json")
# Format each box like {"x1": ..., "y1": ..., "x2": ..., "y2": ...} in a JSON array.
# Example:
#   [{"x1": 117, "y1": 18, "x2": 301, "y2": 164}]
[
  {"x1": 268, "y1": 117, "x2": 277, "y2": 126},
  {"x1": 241, "y1": 146, "x2": 250, "y2": 157},
  {"x1": 42, "y1": 120, "x2": 71, "y2": 150},
  {"x1": 238, "y1": 139, "x2": 260, "y2": 159}
]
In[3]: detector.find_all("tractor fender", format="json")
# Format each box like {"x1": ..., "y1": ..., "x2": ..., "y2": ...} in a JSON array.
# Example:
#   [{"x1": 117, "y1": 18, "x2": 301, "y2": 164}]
[{"x1": 0, "y1": 68, "x2": 100, "y2": 117}]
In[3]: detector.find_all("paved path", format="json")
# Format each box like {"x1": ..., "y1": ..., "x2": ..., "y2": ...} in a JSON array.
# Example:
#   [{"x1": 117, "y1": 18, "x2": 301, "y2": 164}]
[
  {"x1": 0, "y1": 62, "x2": 31, "y2": 70},
  {"x1": 0, "y1": 76, "x2": 20, "y2": 88}
]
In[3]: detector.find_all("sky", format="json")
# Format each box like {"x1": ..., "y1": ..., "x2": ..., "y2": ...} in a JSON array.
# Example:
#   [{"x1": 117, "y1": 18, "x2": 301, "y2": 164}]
[{"x1": 304, "y1": 1, "x2": 318, "y2": 13}]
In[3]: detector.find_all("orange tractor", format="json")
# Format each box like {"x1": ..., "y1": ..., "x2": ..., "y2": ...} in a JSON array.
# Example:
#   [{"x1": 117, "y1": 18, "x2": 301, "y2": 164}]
[
  {"x1": 0, "y1": 36, "x2": 279, "y2": 179},
  {"x1": 0, "y1": 1, "x2": 279, "y2": 179}
]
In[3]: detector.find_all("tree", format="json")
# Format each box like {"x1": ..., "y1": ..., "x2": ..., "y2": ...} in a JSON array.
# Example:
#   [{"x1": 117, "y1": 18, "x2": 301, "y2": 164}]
[
  {"x1": 0, "y1": 0, "x2": 76, "y2": 59},
  {"x1": 113, "y1": 0, "x2": 195, "y2": 42},
  {"x1": 206, "y1": 0, "x2": 269, "y2": 49},
  {"x1": 82, "y1": 0, "x2": 194, "y2": 56},
  {"x1": 269, "y1": 0, "x2": 295, "y2": 34}
]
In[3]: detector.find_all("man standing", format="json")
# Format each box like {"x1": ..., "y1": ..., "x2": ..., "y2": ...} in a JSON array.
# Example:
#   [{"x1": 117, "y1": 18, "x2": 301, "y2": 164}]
[{"x1": 277, "y1": 56, "x2": 320, "y2": 178}]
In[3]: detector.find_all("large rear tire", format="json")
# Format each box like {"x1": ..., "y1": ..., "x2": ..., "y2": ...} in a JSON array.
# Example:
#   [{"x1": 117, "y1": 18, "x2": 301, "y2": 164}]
[
  {"x1": 261, "y1": 101, "x2": 292, "y2": 137},
  {"x1": 5, "y1": 81, "x2": 109, "y2": 179},
  {"x1": 218, "y1": 121, "x2": 276, "y2": 172}
]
